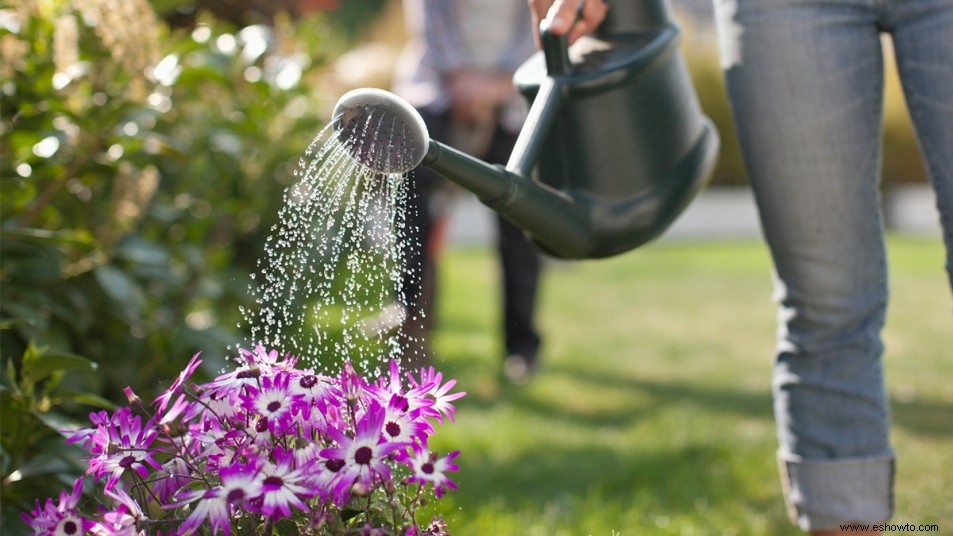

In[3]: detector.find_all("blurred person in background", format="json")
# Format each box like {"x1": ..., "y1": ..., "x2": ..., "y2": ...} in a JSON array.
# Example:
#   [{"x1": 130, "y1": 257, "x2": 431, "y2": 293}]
[
  {"x1": 532, "y1": 0, "x2": 952, "y2": 534},
  {"x1": 390, "y1": 0, "x2": 545, "y2": 383}
]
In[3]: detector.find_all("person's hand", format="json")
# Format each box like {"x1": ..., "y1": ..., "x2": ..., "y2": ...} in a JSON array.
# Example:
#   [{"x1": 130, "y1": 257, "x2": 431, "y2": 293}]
[
  {"x1": 447, "y1": 70, "x2": 513, "y2": 124},
  {"x1": 528, "y1": 0, "x2": 608, "y2": 47}
]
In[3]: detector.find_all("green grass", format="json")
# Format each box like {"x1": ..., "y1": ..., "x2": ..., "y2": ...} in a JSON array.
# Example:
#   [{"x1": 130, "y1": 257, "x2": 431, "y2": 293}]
[{"x1": 418, "y1": 236, "x2": 952, "y2": 535}]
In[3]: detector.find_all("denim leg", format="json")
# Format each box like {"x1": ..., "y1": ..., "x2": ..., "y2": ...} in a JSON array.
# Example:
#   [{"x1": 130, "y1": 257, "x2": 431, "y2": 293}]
[
  {"x1": 889, "y1": 0, "x2": 953, "y2": 290},
  {"x1": 714, "y1": 0, "x2": 895, "y2": 529}
]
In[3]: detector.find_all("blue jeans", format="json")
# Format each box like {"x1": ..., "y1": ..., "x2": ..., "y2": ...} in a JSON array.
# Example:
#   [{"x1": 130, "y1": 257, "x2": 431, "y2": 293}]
[{"x1": 713, "y1": 0, "x2": 953, "y2": 529}]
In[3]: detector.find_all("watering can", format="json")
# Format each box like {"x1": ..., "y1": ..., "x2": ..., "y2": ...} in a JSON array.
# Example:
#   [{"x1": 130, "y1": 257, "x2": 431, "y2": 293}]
[{"x1": 332, "y1": 0, "x2": 719, "y2": 259}]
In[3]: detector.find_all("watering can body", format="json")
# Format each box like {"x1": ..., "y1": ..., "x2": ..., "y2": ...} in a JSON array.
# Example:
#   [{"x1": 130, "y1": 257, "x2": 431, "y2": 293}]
[
  {"x1": 333, "y1": 0, "x2": 719, "y2": 259},
  {"x1": 418, "y1": 0, "x2": 719, "y2": 259}
]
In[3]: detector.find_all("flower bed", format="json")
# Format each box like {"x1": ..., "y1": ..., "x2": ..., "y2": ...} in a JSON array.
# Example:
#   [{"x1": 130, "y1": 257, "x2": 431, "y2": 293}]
[{"x1": 22, "y1": 347, "x2": 465, "y2": 535}]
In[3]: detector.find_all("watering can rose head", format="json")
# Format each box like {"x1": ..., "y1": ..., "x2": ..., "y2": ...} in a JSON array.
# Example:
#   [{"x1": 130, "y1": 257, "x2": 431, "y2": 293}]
[
  {"x1": 333, "y1": 88, "x2": 430, "y2": 175},
  {"x1": 25, "y1": 346, "x2": 465, "y2": 535}
]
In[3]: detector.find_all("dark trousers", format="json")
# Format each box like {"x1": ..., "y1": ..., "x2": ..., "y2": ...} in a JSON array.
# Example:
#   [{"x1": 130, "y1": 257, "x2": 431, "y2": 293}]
[{"x1": 400, "y1": 108, "x2": 542, "y2": 360}]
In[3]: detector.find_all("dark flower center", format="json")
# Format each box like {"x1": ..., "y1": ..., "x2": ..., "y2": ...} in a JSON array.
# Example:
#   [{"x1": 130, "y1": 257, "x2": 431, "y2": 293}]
[
  {"x1": 255, "y1": 418, "x2": 268, "y2": 433},
  {"x1": 385, "y1": 421, "x2": 401, "y2": 438},
  {"x1": 326, "y1": 459, "x2": 345, "y2": 472},
  {"x1": 354, "y1": 446, "x2": 373, "y2": 465},
  {"x1": 266, "y1": 401, "x2": 282, "y2": 413},
  {"x1": 393, "y1": 395, "x2": 409, "y2": 412},
  {"x1": 227, "y1": 488, "x2": 246, "y2": 503},
  {"x1": 421, "y1": 462, "x2": 435, "y2": 475},
  {"x1": 62, "y1": 520, "x2": 78, "y2": 535},
  {"x1": 262, "y1": 475, "x2": 283, "y2": 488},
  {"x1": 299, "y1": 375, "x2": 318, "y2": 389},
  {"x1": 118, "y1": 455, "x2": 137, "y2": 469}
]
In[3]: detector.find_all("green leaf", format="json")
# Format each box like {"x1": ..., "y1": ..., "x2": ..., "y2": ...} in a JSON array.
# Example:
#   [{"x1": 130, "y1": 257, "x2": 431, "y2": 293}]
[
  {"x1": 19, "y1": 342, "x2": 41, "y2": 378},
  {"x1": 9, "y1": 451, "x2": 76, "y2": 481},
  {"x1": 22, "y1": 350, "x2": 97, "y2": 382},
  {"x1": 3, "y1": 360, "x2": 19, "y2": 388},
  {"x1": 0, "y1": 317, "x2": 34, "y2": 330},
  {"x1": 55, "y1": 390, "x2": 115, "y2": 410},
  {"x1": 6, "y1": 438, "x2": 86, "y2": 481},
  {"x1": 32, "y1": 409, "x2": 86, "y2": 437},
  {"x1": 272, "y1": 518, "x2": 298, "y2": 535},
  {"x1": 93, "y1": 264, "x2": 146, "y2": 318},
  {"x1": 0, "y1": 443, "x2": 10, "y2": 476},
  {"x1": 116, "y1": 236, "x2": 171, "y2": 266},
  {"x1": 0, "y1": 389, "x2": 28, "y2": 441},
  {"x1": 340, "y1": 508, "x2": 362, "y2": 522},
  {"x1": 0, "y1": 227, "x2": 96, "y2": 248}
]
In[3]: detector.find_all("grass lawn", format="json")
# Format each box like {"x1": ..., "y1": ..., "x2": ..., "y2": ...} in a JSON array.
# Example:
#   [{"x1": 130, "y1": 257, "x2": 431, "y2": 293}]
[{"x1": 418, "y1": 236, "x2": 952, "y2": 535}]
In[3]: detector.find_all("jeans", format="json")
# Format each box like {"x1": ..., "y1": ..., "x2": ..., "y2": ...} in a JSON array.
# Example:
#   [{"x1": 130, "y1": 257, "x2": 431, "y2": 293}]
[{"x1": 713, "y1": 0, "x2": 953, "y2": 529}]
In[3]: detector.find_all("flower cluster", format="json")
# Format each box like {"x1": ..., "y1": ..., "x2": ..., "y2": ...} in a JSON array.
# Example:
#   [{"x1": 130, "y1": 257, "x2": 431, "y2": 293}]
[{"x1": 22, "y1": 347, "x2": 465, "y2": 535}]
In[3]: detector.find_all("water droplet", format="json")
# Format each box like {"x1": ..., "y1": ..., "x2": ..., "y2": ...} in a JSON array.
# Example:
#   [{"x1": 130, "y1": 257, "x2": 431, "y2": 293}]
[{"x1": 238, "y1": 120, "x2": 420, "y2": 379}]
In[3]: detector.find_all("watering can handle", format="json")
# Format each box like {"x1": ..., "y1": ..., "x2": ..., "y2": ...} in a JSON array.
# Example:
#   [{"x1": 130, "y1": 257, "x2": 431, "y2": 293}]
[
  {"x1": 539, "y1": 21, "x2": 573, "y2": 76},
  {"x1": 504, "y1": 19, "x2": 574, "y2": 176}
]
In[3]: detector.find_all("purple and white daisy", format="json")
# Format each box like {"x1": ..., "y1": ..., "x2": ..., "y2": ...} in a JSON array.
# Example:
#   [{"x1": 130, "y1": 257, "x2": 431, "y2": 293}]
[
  {"x1": 153, "y1": 352, "x2": 202, "y2": 415},
  {"x1": 190, "y1": 390, "x2": 242, "y2": 428},
  {"x1": 289, "y1": 370, "x2": 337, "y2": 420},
  {"x1": 157, "y1": 392, "x2": 194, "y2": 426},
  {"x1": 305, "y1": 453, "x2": 352, "y2": 506},
  {"x1": 198, "y1": 366, "x2": 262, "y2": 405},
  {"x1": 173, "y1": 461, "x2": 262, "y2": 536},
  {"x1": 99, "y1": 488, "x2": 146, "y2": 535},
  {"x1": 239, "y1": 372, "x2": 301, "y2": 435},
  {"x1": 402, "y1": 446, "x2": 460, "y2": 498},
  {"x1": 380, "y1": 394, "x2": 432, "y2": 446},
  {"x1": 196, "y1": 346, "x2": 296, "y2": 410},
  {"x1": 406, "y1": 366, "x2": 466, "y2": 423},
  {"x1": 20, "y1": 477, "x2": 99, "y2": 535},
  {"x1": 25, "y1": 351, "x2": 466, "y2": 535},
  {"x1": 368, "y1": 360, "x2": 436, "y2": 418},
  {"x1": 255, "y1": 447, "x2": 314, "y2": 519},
  {"x1": 152, "y1": 456, "x2": 192, "y2": 503},
  {"x1": 320, "y1": 401, "x2": 405, "y2": 495},
  {"x1": 339, "y1": 361, "x2": 365, "y2": 406},
  {"x1": 67, "y1": 407, "x2": 161, "y2": 490},
  {"x1": 238, "y1": 345, "x2": 297, "y2": 374}
]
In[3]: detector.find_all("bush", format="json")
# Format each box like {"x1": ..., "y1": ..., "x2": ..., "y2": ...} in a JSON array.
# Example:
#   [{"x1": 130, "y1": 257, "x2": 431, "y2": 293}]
[
  {"x1": 1, "y1": 0, "x2": 340, "y2": 392},
  {"x1": 1, "y1": 2, "x2": 356, "y2": 530}
]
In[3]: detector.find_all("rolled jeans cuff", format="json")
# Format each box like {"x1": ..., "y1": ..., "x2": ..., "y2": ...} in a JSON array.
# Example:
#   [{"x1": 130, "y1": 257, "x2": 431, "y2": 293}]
[{"x1": 778, "y1": 449, "x2": 895, "y2": 531}]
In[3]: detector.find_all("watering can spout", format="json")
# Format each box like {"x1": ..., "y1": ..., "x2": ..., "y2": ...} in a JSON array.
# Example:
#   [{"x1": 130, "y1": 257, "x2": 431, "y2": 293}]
[
  {"x1": 331, "y1": 87, "x2": 593, "y2": 257},
  {"x1": 419, "y1": 140, "x2": 595, "y2": 258},
  {"x1": 332, "y1": 3, "x2": 719, "y2": 259}
]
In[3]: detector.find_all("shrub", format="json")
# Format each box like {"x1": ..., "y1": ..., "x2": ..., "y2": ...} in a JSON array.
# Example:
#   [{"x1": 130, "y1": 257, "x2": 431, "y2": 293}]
[{"x1": 1, "y1": 2, "x2": 355, "y2": 530}]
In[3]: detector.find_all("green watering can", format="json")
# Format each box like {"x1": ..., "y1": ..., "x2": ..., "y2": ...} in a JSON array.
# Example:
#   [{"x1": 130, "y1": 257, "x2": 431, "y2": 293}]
[{"x1": 333, "y1": 0, "x2": 719, "y2": 259}]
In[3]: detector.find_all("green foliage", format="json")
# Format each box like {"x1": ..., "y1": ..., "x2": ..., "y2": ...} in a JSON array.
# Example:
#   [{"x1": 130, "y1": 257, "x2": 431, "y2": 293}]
[
  {"x1": 1, "y1": 342, "x2": 112, "y2": 530},
  {"x1": 0, "y1": 3, "x2": 354, "y2": 529},
  {"x1": 1, "y1": 3, "x2": 338, "y2": 396},
  {"x1": 323, "y1": 0, "x2": 389, "y2": 41}
]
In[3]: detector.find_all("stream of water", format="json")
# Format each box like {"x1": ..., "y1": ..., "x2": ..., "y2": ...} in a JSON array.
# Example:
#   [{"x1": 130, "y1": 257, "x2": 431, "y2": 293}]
[{"x1": 236, "y1": 118, "x2": 422, "y2": 378}]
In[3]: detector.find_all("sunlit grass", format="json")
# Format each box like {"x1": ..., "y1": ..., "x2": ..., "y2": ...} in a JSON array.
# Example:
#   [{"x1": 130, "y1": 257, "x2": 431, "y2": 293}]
[{"x1": 420, "y1": 236, "x2": 951, "y2": 535}]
